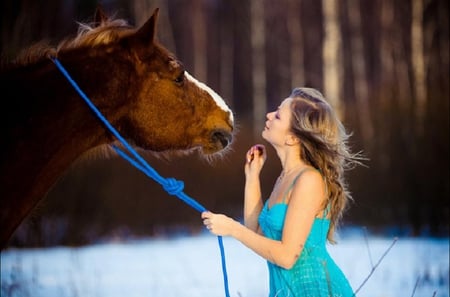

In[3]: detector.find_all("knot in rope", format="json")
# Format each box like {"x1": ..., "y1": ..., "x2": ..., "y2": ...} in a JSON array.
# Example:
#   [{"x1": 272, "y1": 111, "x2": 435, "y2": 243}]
[{"x1": 163, "y1": 178, "x2": 184, "y2": 196}]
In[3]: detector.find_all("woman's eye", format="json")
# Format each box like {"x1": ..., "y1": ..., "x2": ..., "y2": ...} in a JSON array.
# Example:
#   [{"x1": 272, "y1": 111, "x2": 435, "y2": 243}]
[{"x1": 175, "y1": 72, "x2": 184, "y2": 85}]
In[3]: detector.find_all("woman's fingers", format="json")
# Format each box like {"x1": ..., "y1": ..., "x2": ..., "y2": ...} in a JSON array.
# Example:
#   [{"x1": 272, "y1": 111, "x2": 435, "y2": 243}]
[
  {"x1": 246, "y1": 148, "x2": 255, "y2": 163},
  {"x1": 201, "y1": 211, "x2": 208, "y2": 219},
  {"x1": 202, "y1": 211, "x2": 213, "y2": 230},
  {"x1": 246, "y1": 144, "x2": 265, "y2": 163}
]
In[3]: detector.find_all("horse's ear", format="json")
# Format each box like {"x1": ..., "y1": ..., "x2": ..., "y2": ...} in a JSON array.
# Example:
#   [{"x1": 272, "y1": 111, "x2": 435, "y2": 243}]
[
  {"x1": 134, "y1": 8, "x2": 159, "y2": 45},
  {"x1": 94, "y1": 5, "x2": 108, "y2": 26}
]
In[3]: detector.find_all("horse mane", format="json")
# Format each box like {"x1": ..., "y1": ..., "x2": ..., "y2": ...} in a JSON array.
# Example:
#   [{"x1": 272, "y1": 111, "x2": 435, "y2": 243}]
[
  {"x1": 58, "y1": 17, "x2": 131, "y2": 51},
  {"x1": 4, "y1": 15, "x2": 132, "y2": 68}
]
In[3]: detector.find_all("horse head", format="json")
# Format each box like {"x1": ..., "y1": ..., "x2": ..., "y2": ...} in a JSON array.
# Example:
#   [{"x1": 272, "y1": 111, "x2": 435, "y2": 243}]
[{"x1": 58, "y1": 8, "x2": 234, "y2": 156}]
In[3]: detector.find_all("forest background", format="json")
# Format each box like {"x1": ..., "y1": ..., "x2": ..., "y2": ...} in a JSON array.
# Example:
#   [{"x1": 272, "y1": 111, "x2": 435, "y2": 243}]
[{"x1": 1, "y1": 0, "x2": 448, "y2": 247}]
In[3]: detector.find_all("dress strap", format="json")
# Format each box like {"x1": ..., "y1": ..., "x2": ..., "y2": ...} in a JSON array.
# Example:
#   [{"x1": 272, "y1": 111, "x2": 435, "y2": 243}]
[
  {"x1": 322, "y1": 203, "x2": 331, "y2": 217},
  {"x1": 281, "y1": 167, "x2": 314, "y2": 203}
]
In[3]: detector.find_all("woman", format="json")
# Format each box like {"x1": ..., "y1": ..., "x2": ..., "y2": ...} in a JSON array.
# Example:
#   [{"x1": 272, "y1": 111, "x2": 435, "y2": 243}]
[{"x1": 202, "y1": 88, "x2": 361, "y2": 296}]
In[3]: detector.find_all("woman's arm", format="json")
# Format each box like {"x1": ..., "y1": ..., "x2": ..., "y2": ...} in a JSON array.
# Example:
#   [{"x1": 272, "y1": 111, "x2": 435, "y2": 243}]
[
  {"x1": 243, "y1": 176, "x2": 263, "y2": 232},
  {"x1": 202, "y1": 169, "x2": 325, "y2": 269},
  {"x1": 243, "y1": 145, "x2": 266, "y2": 232}
]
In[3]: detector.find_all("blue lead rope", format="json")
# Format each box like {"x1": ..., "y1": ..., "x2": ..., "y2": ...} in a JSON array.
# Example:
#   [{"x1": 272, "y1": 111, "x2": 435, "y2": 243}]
[{"x1": 51, "y1": 57, "x2": 230, "y2": 297}]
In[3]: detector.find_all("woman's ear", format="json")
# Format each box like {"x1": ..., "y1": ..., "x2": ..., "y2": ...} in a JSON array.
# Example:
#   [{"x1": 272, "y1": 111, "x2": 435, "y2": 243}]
[{"x1": 285, "y1": 134, "x2": 300, "y2": 146}]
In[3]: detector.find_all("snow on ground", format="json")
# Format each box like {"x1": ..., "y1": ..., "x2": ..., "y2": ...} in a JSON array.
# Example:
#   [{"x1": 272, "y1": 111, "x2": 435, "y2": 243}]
[{"x1": 1, "y1": 233, "x2": 449, "y2": 297}]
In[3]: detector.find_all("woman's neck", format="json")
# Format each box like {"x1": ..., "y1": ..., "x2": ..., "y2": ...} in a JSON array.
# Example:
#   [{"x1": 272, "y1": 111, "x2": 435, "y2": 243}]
[{"x1": 276, "y1": 146, "x2": 306, "y2": 177}]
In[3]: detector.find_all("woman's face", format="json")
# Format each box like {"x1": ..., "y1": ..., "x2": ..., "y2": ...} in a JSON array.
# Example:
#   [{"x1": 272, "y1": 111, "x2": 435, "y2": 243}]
[{"x1": 262, "y1": 98, "x2": 294, "y2": 146}]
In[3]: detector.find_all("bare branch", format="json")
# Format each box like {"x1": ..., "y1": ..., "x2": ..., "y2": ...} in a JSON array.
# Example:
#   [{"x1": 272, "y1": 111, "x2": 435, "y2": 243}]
[
  {"x1": 362, "y1": 227, "x2": 374, "y2": 268},
  {"x1": 411, "y1": 276, "x2": 420, "y2": 297},
  {"x1": 353, "y1": 237, "x2": 398, "y2": 296}
]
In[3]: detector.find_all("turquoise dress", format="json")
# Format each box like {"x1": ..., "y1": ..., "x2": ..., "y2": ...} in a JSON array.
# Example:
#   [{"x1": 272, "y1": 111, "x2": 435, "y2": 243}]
[{"x1": 258, "y1": 175, "x2": 354, "y2": 297}]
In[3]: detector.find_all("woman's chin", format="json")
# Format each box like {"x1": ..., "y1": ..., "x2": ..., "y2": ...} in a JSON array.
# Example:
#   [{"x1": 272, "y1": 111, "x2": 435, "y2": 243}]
[{"x1": 261, "y1": 130, "x2": 268, "y2": 140}]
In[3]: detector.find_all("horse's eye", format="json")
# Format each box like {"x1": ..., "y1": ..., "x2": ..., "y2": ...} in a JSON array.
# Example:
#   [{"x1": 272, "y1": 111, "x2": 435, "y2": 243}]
[{"x1": 174, "y1": 72, "x2": 185, "y2": 85}]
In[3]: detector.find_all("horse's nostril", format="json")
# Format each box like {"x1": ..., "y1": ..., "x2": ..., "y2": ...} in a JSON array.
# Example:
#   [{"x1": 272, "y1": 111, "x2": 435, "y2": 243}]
[{"x1": 212, "y1": 130, "x2": 232, "y2": 148}]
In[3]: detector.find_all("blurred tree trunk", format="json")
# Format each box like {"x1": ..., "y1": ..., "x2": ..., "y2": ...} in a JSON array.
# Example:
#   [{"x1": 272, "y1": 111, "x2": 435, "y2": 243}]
[
  {"x1": 392, "y1": 1, "x2": 413, "y2": 116},
  {"x1": 287, "y1": 0, "x2": 305, "y2": 90},
  {"x1": 411, "y1": 0, "x2": 427, "y2": 135},
  {"x1": 322, "y1": 0, "x2": 343, "y2": 118},
  {"x1": 250, "y1": 0, "x2": 266, "y2": 136},
  {"x1": 192, "y1": 0, "x2": 207, "y2": 81},
  {"x1": 231, "y1": 0, "x2": 253, "y2": 116},
  {"x1": 420, "y1": 0, "x2": 449, "y2": 235},
  {"x1": 265, "y1": 1, "x2": 291, "y2": 110},
  {"x1": 347, "y1": 0, "x2": 373, "y2": 143},
  {"x1": 378, "y1": 0, "x2": 395, "y2": 169},
  {"x1": 393, "y1": 1, "x2": 420, "y2": 234},
  {"x1": 300, "y1": 0, "x2": 324, "y2": 89},
  {"x1": 218, "y1": 1, "x2": 234, "y2": 109}
]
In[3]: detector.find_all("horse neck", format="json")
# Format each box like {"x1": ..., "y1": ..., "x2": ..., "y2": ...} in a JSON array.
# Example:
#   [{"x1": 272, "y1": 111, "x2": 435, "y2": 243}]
[{"x1": 0, "y1": 57, "x2": 112, "y2": 248}]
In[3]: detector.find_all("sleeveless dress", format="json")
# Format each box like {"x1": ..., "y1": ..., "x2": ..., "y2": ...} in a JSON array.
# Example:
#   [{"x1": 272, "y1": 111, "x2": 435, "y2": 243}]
[{"x1": 258, "y1": 172, "x2": 354, "y2": 297}]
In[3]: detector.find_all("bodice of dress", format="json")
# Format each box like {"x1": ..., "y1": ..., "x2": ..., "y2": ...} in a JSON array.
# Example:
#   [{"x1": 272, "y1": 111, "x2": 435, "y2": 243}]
[
  {"x1": 257, "y1": 191, "x2": 354, "y2": 296},
  {"x1": 259, "y1": 200, "x2": 329, "y2": 247}
]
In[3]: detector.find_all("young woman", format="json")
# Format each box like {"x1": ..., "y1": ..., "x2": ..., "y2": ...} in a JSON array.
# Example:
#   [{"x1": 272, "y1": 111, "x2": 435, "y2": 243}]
[{"x1": 202, "y1": 88, "x2": 361, "y2": 296}]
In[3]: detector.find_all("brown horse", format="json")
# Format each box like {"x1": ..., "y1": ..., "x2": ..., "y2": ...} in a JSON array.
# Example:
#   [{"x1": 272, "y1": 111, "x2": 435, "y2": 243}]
[{"x1": 0, "y1": 8, "x2": 234, "y2": 249}]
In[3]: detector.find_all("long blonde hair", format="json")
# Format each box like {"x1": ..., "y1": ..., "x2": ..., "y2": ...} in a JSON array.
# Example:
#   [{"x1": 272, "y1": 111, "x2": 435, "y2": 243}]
[{"x1": 289, "y1": 88, "x2": 362, "y2": 243}]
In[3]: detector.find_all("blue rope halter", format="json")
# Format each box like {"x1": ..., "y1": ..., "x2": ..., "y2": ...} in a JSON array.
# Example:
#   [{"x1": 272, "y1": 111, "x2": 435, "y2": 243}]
[{"x1": 51, "y1": 57, "x2": 230, "y2": 296}]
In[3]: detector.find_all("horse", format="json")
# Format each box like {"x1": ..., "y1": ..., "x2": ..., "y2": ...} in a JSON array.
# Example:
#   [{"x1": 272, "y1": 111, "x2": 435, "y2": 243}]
[{"x1": 0, "y1": 8, "x2": 234, "y2": 249}]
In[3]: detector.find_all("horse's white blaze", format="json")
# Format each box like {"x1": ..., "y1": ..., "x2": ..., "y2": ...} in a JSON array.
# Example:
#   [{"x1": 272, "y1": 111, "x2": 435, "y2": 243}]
[{"x1": 185, "y1": 72, "x2": 234, "y2": 124}]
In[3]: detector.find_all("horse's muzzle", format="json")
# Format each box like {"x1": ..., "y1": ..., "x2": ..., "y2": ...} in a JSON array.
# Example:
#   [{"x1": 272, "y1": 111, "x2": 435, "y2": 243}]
[{"x1": 211, "y1": 129, "x2": 233, "y2": 149}]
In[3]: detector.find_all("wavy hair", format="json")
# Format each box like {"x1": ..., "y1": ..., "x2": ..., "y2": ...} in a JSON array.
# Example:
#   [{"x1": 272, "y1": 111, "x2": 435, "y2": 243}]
[{"x1": 289, "y1": 88, "x2": 363, "y2": 243}]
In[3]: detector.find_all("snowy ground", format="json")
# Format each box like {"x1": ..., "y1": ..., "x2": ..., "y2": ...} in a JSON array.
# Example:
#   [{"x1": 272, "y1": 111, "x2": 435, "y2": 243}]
[{"x1": 1, "y1": 233, "x2": 449, "y2": 297}]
